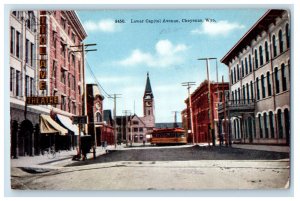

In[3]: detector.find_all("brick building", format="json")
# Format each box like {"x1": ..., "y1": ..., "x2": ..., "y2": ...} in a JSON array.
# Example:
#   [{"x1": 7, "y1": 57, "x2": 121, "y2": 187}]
[
  {"x1": 183, "y1": 80, "x2": 229, "y2": 144},
  {"x1": 10, "y1": 10, "x2": 88, "y2": 157},
  {"x1": 219, "y1": 9, "x2": 291, "y2": 145}
]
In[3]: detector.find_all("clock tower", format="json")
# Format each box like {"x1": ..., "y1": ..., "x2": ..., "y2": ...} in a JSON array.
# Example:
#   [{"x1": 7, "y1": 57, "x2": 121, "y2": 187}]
[{"x1": 143, "y1": 72, "x2": 154, "y2": 119}]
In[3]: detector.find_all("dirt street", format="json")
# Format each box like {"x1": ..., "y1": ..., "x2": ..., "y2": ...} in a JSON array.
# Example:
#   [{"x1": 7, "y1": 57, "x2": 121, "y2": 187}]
[{"x1": 11, "y1": 145, "x2": 290, "y2": 190}]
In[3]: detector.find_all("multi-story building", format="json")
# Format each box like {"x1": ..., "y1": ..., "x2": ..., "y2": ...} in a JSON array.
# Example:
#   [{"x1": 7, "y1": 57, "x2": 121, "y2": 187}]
[
  {"x1": 219, "y1": 9, "x2": 291, "y2": 145},
  {"x1": 86, "y1": 84, "x2": 114, "y2": 146},
  {"x1": 183, "y1": 80, "x2": 229, "y2": 144},
  {"x1": 10, "y1": 10, "x2": 88, "y2": 157},
  {"x1": 116, "y1": 73, "x2": 155, "y2": 144}
]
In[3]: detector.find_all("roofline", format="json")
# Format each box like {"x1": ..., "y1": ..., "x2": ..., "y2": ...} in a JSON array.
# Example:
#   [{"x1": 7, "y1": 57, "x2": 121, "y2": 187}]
[{"x1": 220, "y1": 9, "x2": 286, "y2": 66}]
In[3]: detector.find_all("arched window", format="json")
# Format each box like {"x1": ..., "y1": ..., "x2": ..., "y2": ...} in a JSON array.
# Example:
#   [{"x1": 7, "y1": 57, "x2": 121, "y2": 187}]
[
  {"x1": 231, "y1": 91, "x2": 234, "y2": 102},
  {"x1": 241, "y1": 60, "x2": 244, "y2": 77},
  {"x1": 235, "y1": 90, "x2": 237, "y2": 104},
  {"x1": 246, "y1": 83, "x2": 250, "y2": 103},
  {"x1": 258, "y1": 114, "x2": 263, "y2": 138},
  {"x1": 242, "y1": 85, "x2": 246, "y2": 104},
  {"x1": 255, "y1": 49, "x2": 258, "y2": 69},
  {"x1": 279, "y1": 30, "x2": 283, "y2": 53},
  {"x1": 256, "y1": 77, "x2": 260, "y2": 100},
  {"x1": 249, "y1": 54, "x2": 252, "y2": 72},
  {"x1": 259, "y1": 45, "x2": 264, "y2": 66},
  {"x1": 238, "y1": 88, "x2": 241, "y2": 103},
  {"x1": 284, "y1": 109, "x2": 290, "y2": 144},
  {"x1": 237, "y1": 65, "x2": 240, "y2": 80},
  {"x1": 96, "y1": 112, "x2": 102, "y2": 122},
  {"x1": 269, "y1": 111, "x2": 275, "y2": 138},
  {"x1": 263, "y1": 113, "x2": 269, "y2": 138},
  {"x1": 286, "y1": 23, "x2": 290, "y2": 49},
  {"x1": 245, "y1": 57, "x2": 248, "y2": 75},
  {"x1": 231, "y1": 69, "x2": 233, "y2": 84},
  {"x1": 275, "y1": 67, "x2": 280, "y2": 93},
  {"x1": 267, "y1": 72, "x2": 272, "y2": 96},
  {"x1": 265, "y1": 41, "x2": 269, "y2": 62},
  {"x1": 234, "y1": 67, "x2": 236, "y2": 83},
  {"x1": 272, "y1": 35, "x2": 277, "y2": 57},
  {"x1": 281, "y1": 63, "x2": 287, "y2": 91},
  {"x1": 261, "y1": 74, "x2": 266, "y2": 98},
  {"x1": 277, "y1": 109, "x2": 283, "y2": 139}
]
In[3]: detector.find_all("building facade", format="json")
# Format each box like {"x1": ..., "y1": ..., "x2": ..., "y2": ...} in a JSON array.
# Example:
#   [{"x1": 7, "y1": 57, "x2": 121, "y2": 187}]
[
  {"x1": 10, "y1": 10, "x2": 87, "y2": 158},
  {"x1": 220, "y1": 9, "x2": 291, "y2": 145},
  {"x1": 184, "y1": 81, "x2": 229, "y2": 144}
]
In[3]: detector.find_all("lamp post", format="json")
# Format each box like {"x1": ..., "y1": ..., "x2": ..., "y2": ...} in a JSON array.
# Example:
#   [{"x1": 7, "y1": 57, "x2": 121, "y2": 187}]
[
  {"x1": 198, "y1": 58, "x2": 217, "y2": 146},
  {"x1": 182, "y1": 82, "x2": 196, "y2": 144}
]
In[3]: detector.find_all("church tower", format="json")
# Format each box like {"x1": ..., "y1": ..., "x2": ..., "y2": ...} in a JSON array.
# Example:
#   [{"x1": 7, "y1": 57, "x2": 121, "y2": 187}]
[{"x1": 143, "y1": 72, "x2": 154, "y2": 120}]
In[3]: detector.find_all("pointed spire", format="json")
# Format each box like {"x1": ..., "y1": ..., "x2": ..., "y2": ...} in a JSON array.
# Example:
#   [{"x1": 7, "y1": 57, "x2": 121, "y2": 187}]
[{"x1": 144, "y1": 72, "x2": 153, "y2": 98}]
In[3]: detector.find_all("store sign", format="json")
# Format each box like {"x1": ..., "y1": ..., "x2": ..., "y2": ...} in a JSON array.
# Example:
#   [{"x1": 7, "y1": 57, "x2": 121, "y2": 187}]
[
  {"x1": 72, "y1": 116, "x2": 88, "y2": 124},
  {"x1": 39, "y1": 11, "x2": 47, "y2": 90},
  {"x1": 26, "y1": 96, "x2": 59, "y2": 105}
]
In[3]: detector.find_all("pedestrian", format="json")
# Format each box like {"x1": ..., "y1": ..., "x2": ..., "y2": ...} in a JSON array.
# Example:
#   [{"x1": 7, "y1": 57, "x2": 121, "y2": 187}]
[{"x1": 219, "y1": 133, "x2": 224, "y2": 146}]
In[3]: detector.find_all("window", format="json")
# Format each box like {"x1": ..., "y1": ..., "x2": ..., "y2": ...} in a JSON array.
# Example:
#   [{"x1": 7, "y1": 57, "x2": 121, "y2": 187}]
[
  {"x1": 272, "y1": 35, "x2": 277, "y2": 57},
  {"x1": 61, "y1": 69, "x2": 66, "y2": 84},
  {"x1": 25, "y1": 39, "x2": 29, "y2": 64},
  {"x1": 52, "y1": 61, "x2": 57, "y2": 78},
  {"x1": 139, "y1": 128, "x2": 143, "y2": 132},
  {"x1": 30, "y1": 43, "x2": 34, "y2": 66},
  {"x1": 30, "y1": 77, "x2": 34, "y2": 96},
  {"x1": 254, "y1": 49, "x2": 258, "y2": 69},
  {"x1": 231, "y1": 70, "x2": 233, "y2": 84},
  {"x1": 133, "y1": 121, "x2": 139, "y2": 125},
  {"x1": 235, "y1": 90, "x2": 237, "y2": 104},
  {"x1": 60, "y1": 41, "x2": 66, "y2": 57},
  {"x1": 269, "y1": 111, "x2": 275, "y2": 138},
  {"x1": 72, "y1": 54, "x2": 75, "y2": 67},
  {"x1": 231, "y1": 91, "x2": 234, "y2": 102},
  {"x1": 61, "y1": 17, "x2": 66, "y2": 30},
  {"x1": 16, "y1": 70, "x2": 20, "y2": 96},
  {"x1": 281, "y1": 63, "x2": 287, "y2": 91},
  {"x1": 256, "y1": 77, "x2": 260, "y2": 100},
  {"x1": 61, "y1": 96, "x2": 66, "y2": 111},
  {"x1": 242, "y1": 85, "x2": 245, "y2": 104},
  {"x1": 16, "y1": 31, "x2": 21, "y2": 58},
  {"x1": 250, "y1": 81, "x2": 254, "y2": 100},
  {"x1": 134, "y1": 128, "x2": 138, "y2": 132},
  {"x1": 261, "y1": 74, "x2": 266, "y2": 98},
  {"x1": 286, "y1": 24, "x2": 290, "y2": 49},
  {"x1": 258, "y1": 114, "x2": 263, "y2": 138},
  {"x1": 238, "y1": 88, "x2": 240, "y2": 103},
  {"x1": 73, "y1": 102, "x2": 76, "y2": 115},
  {"x1": 25, "y1": 75, "x2": 29, "y2": 96},
  {"x1": 249, "y1": 54, "x2": 252, "y2": 73},
  {"x1": 10, "y1": 27, "x2": 15, "y2": 55},
  {"x1": 10, "y1": 68, "x2": 14, "y2": 92},
  {"x1": 237, "y1": 65, "x2": 240, "y2": 80},
  {"x1": 277, "y1": 109, "x2": 283, "y2": 139},
  {"x1": 263, "y1": 113, "x2": 269, "y2": 138},
  {"x1": 96, "y1": 112, "x2": 102, "y2": 122},
  {"x1": 275, "y1": 67, "x2": 280, "y2": 93},
  {"x1": 245, "y1": 58, "x2": 248, "y2": 75},
  {"x1": 246, "y1": 83, "x2": 250, "y2": 103},
  {"x1": 267, "y1": 72, "x2": 272, "y2": 96},
  {"x1": 265, "y1": 41, "x2": 269, "y2": 62},
  {"x1": 241, "y1": 61, "x2": 244, "y2": 77},
  {"x1": 279, "y1": 30, "x2": 283, "y2": 54},
  {"x1": 259, "y1": 45, "x2": 264, "y2": 66},
  {"x1": 234, "y1": 67, "x2": 236, "y2": 83},
  {"x1": 68, "y1": 73, "x2": 71, "y2": 88}
]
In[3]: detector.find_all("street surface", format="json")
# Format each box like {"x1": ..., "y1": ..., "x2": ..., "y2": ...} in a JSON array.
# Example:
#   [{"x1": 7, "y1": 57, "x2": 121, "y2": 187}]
[{"x1": 11, "y1": 144, "x2": 290, "y2": 190}]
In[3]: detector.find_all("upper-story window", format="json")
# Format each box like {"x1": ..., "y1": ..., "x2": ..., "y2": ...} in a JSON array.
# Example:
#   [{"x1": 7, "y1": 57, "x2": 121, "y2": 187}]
[
  {"x1": 231, "y1": 70, "x2": 233, "y2": 85},
  {"x1": 267, "y1": 72, "x2": 272, "y2": 96},
  {"x1": 274, "y1": 67, "x2": 280, "y2": 94},
  {"x1": 254, "y1": 49, "x2": 258, "y2": 69},
  {"x1": 61, "y1": 17, "x2": 67, "y2": 30},
  {"x1": 245, "y1": 57, "x2": 248, "y2": 75},
  {"x1": 281, "y1": 63, "x2": 287, "y2": 91},
  {"x1": 279, "y1": 29, "x2": 284, "y2": 54},
  {"x1": 10, "y1": 27, "x2": 15, "y2": 55},
  {"x1": 234, "y1": 67, "x2": 236, "y2": 83},
  {"x1": 256, "y1": 77, "x2": 260, "y2": 100},
  {"x1": 259, "y1": 45, "x2": 264, "y2": 66},
  {"x1": 286, "y1": 23, "x2": 290, "y2": 49},
  {"x1": 265, "y1": 41, "x2": 269, "y2": 62},
  {"x1": 272, "y1": 35, "x2": 277, "y2": 57},
  {"x1": 261, "y1": 74, "x2": 266, "y2": 98},
  {"x1": 241, "y1": 60, "x2": 244, "y2": 77},
  {"x1": 249, "y1": 54, "x2": 252, "y2": 73},
  {"x1": 237, "y1": 64, "x2": 240, "y2": 80}
]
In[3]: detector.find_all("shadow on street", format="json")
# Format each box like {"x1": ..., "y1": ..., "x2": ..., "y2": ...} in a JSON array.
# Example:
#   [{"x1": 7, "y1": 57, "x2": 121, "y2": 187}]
[{"x1": 66, "y1": 145, "x2": 290, "y2": 167}]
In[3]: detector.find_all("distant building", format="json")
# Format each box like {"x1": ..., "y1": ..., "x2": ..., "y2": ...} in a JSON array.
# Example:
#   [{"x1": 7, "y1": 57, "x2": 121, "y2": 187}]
[
  {"x1": 219, "y1": 9, "x2": 290, "y2": 145},
  {"x1": 116, "y1": 73, "x2": 155, "y2": 143}
]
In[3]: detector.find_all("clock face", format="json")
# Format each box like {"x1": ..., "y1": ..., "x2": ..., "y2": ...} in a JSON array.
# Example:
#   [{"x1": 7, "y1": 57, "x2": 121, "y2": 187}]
[
  {"x1": 96, "y1": 102, "x2": 101, "y2": 110},
  {"x1": 146, "y1": 101, "x2": 151, "y2": 106}
]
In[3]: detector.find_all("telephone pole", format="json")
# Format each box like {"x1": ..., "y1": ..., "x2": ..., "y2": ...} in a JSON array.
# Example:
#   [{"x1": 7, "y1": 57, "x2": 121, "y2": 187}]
[
  {"x1": 182, "y1": 81, "x2": 196, "y2": 145},
  {"x1": 70, "y1": 43, "x2": 97, "y2": 155},
  {"x1": 109, "y1": 94, "x2": 122, "y2": 148},
  {"x1": 198, "y1": 57, "x2": 217, "y2": 146}
]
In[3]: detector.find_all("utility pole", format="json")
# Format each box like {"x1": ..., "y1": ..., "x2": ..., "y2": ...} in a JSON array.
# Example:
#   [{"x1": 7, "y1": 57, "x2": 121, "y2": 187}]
[
  {"x1": 123, "y1": 110, "x2": 131, "y2": 147},
  {"x1": 172, "y1": 111, "x2": 179, "y2": 128},
  {"x1": 70, "y1": 43, "x2": 97, "y2": 156},
  {"x1": 198, "y1": 58, "x2": 217, "y2": 146},
  {"x1": 109, "y1": 94, "x2": 121, "y2": 148},
  {"x1": 182, "y1": 82, "x2": 196, "y2": 145}
]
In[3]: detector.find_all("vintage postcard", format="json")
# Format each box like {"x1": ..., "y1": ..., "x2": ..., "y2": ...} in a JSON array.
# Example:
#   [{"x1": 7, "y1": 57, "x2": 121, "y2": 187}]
[{"x1": 8, "y1": 8, "x2": 291, "y2": 192}]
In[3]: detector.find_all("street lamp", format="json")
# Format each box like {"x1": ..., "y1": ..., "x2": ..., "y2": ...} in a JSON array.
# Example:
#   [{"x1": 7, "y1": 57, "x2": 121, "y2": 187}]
[{"x1": 198, "y1": 58, "x2": 217, "y2": 146}]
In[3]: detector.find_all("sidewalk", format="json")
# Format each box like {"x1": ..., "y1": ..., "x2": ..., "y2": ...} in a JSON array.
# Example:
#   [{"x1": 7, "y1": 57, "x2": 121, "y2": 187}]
[
  {"x1": 232, "y1": 144, "x2": 290, "y2": 153},
  {"x1": 10, "y1": 145, "x2": 120, "y2": 169}
]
